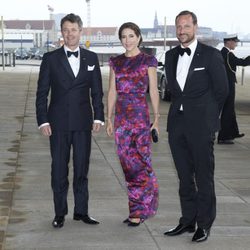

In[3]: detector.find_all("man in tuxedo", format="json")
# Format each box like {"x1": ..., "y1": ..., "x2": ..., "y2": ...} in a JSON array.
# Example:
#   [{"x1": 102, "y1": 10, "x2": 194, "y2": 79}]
[
  {"x1": 36, "y1": 13, "x2": 104, "y2": 228},
  {"x1": 217, "y1": 34, "x2": 250, "y2": 144},
  {"x1": 163, "y1": 10, "x2": 228, "y2": 242}
]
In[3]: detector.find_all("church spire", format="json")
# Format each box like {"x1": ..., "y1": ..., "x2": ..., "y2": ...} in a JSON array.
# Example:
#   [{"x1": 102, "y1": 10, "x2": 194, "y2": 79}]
[{"x1": 154, "y1": 11, "x2": 159, "y2": 29}]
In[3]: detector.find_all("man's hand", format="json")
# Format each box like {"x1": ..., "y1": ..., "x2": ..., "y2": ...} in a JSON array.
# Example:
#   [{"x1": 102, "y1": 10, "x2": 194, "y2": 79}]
[
  {"x1": 92, "y1": 123, "x2": 101, "y2": 132},
  {"x1": 40, "y1": 124, "x2": 52, "y2": 136}
]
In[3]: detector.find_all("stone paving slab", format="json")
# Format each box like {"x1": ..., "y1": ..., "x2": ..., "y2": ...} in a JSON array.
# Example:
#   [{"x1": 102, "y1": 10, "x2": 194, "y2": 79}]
[{"x1": 0, "y1": 64, "x2": 250, "y2": 250}]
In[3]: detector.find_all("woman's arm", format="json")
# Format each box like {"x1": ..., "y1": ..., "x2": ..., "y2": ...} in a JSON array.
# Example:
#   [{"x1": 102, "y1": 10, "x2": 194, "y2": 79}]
[
  {"x1": 106, "y1": 67, "x2": 117, "y2": 136},
  {"x1": 148, "y1": 67, "x2": 160, "y2": 134}
]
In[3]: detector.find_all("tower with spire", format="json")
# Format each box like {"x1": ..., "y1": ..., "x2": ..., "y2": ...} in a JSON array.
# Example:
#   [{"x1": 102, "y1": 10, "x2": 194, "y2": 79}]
[{"x1": 154, "y1": 11, "x2": 159, "y2": 29}]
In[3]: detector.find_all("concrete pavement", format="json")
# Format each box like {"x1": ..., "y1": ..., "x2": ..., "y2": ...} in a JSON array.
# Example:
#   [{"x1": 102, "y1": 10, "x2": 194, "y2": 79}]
[{"x1": 0, "y1": 64, "x2": 250, "y2": 250}]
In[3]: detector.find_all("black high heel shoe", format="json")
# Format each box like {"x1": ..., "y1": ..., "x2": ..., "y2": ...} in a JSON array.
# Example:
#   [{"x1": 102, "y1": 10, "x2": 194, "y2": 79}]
[
  {"x1": 127, "y1": 218, "x2": 143, "y2": 227},
  {"x1": 128, "y1": 221, "x2": 141, "y2": 227},
  {"x1": 123, "y1": 218, "x2": 130, "y2": 223}
]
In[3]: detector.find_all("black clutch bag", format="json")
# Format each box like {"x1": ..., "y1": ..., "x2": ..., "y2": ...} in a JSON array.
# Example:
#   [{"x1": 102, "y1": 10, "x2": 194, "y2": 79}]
[{"x1": 150, "y1": 124, "x2": 158, "y2": 143}]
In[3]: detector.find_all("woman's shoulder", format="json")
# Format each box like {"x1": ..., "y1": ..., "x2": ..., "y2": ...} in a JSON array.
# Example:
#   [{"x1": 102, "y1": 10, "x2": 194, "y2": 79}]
[
  {"x1": 141, "y1": 52, "x2": 158, "y2": 67},
  {"x1": 110, "y1": 53, "x2": 125, "y2": 62},
  {"x1": 109, "y1": 53, "x2": 125, "y2": 68}
]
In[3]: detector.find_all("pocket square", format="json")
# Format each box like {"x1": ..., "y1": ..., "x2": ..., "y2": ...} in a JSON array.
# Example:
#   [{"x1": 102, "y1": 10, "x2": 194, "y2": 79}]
[
  {"x1": 194, "y1": 67, "x2": 205, "y2": 71},
  {"x1": 88, "y1": 65, "x2": 95, "y2": 71}
]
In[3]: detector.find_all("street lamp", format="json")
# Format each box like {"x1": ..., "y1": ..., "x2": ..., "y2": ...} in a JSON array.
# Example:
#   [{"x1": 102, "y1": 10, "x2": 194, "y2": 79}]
[
  {"x1": 47, "y1": 32, "x2": 49, "y2": 52},
  {"x1": 20, "y1": 34, "x2": 23, "y2": 58},
  {"x1": 1, "y1": 16, "x2": 5, "y2": 70}
]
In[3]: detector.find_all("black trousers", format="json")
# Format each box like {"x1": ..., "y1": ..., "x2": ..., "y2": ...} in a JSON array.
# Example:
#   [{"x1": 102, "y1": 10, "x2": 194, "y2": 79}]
[
  {"x1": 168, "y1": 118, "x2": 216, "y2": 230},
  {"x1": 218, "y1": 82, "x2": 240, "y2": 140},
  {"x1": 49, "y1": 130, "x2": 91, "y2": 217}
]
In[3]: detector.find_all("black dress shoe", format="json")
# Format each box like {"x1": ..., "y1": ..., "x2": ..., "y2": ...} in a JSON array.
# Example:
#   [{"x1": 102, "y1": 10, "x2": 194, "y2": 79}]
[
  {"x1": 73, "y1": 213, "x2": 99, "y2": 225},
  {"x1": 52, "y1": 216, "x2": 65, "y2": 228},
  {"x1": 235, "y1": 133, "x2": 245, "y2": 138},
  {"x1": 192, "y1": 228, "x2": 210, "y2": 242},
  {"x1": 164, "y1": 223, "x2": 195, "y2": 236},
  {"x1": 217, "y1": 139, "x2": 234, "y2": 144}
]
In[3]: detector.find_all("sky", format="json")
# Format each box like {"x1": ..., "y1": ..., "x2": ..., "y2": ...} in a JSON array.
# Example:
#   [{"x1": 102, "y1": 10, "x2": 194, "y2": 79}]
[{"x1": 1, "y1": 0, "x2": 249, "y2": 35}]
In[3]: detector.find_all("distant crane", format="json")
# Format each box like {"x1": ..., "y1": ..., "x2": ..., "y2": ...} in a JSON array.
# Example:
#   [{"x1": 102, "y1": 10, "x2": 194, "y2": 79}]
[
  {"x1": 85, "y1": 0, "x2": 91, "y2": 48},
  {"x1": 86, "y1": 0, "x2": 91, "y2": 28}
]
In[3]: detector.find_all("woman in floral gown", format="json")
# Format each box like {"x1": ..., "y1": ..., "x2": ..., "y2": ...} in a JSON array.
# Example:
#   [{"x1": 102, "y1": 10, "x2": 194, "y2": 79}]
[{"x1": 106, "y1": 22, "x2": 160, "y2": 226}]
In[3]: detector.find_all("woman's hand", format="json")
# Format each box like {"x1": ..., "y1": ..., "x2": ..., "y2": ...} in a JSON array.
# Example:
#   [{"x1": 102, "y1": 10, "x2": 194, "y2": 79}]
[{"x1": 106, "y1": 119, "x2": 113, "y2": 137}]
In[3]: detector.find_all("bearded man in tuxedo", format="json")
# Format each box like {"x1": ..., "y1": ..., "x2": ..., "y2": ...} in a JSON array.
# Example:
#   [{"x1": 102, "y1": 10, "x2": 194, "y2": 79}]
[{"x1": 163, "y1": 10, "x2": 228, "y2": 242}]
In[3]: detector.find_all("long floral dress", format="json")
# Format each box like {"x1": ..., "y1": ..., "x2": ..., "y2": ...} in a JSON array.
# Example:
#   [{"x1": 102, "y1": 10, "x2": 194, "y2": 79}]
[{"x1": 109, "y1": 52, "x2": 159, "y2": 221}]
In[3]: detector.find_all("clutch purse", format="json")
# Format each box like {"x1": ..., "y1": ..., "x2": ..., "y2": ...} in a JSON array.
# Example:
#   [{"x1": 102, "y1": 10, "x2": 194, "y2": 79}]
[{"x1": 150, "y1": 124, "x2": 158, "y2": 143}]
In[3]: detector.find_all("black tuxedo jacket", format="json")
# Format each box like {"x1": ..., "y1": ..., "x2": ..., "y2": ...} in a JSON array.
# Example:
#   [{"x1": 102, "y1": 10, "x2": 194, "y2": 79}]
[
  {"x1": 36, "y1": 46, "x2": 104, "y2": 131},
  {"x1": 165, "y1": 42, "x2": 229, "y2": 133}
]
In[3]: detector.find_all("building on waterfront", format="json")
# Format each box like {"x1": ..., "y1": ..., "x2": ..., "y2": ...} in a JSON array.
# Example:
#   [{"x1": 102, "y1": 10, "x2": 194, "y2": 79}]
[
  {"x1": 140, "y1": 11, "x2": 226, "y2": 42},
  {"x1": 1, "y1": 12, "x2": 228, "y2": 51},
  {"x1": 82, "y1": 27, "x2": 118, "y2": 47},
  {"x1": 1, "y1": 20, "x2": 56, "y2": 50}
]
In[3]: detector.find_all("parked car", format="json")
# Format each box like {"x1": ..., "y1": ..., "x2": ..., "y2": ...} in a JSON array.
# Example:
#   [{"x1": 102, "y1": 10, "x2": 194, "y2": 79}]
[
  {"x1": 15, "y1": 48, "x2": 29, "y2": 60},
  {"x1": 28, "y1": 47, "x2": 39, "y2": 58},
  {"x1": 156, "y1": 50, "x2": 171, "y2": 101},
  {"x1": 34, "y1": 48, "x2": 46, "y2": 60}
]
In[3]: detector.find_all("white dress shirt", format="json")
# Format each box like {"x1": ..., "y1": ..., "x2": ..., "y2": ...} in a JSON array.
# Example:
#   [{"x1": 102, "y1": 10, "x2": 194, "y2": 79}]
[
  {"x1": 64, "y1": 46, "x2": 80, "y2": 77},
  {"x1": 176, "y1": 39, "x2": 198, "y2": 110}
]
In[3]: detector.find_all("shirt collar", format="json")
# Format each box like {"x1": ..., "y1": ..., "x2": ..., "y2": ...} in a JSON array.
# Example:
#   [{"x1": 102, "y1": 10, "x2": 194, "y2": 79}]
[
  {"x1": 181, "y1": 39, "x2": 197, "y2": 56},
  {"x1": 64, "y1": 45, "x2": 79, "y2": 54}
]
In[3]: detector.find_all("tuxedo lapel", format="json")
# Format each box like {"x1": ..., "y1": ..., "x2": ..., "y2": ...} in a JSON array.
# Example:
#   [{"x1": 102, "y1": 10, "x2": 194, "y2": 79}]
[
  {"x1": 172, "y1": 47, "x2": 180, "y2": 78},
  {"x1": 172, "y1": 46, "x2": 183, "y2": 92},
  {"x1": 58, "y1": 47, "x2": 75, "y2": 79},
  {"x1": 75, "y1": 48, "x2": 87, "y2": 79},
  {"x1": 184, "y1": 43, "x2": 202, "y2": 89},
  {"x1": 188, "y1": 42, "x2": 202, "y2": 72}
]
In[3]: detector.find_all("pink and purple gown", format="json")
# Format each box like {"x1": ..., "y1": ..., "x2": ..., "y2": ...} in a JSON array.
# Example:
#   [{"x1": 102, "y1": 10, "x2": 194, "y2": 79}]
[{"x1": 109, "y1": 52, "x2": 159, "y2": 221}]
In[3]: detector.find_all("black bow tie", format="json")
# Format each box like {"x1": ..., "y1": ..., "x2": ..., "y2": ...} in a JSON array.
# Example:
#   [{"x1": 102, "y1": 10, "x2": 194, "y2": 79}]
[
  {"x1": 178, "y1": 47, "x2": 191, "y2": 56},
  {"x1": 67, "y1": 51, "x2": 79, "y2": 57}
]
